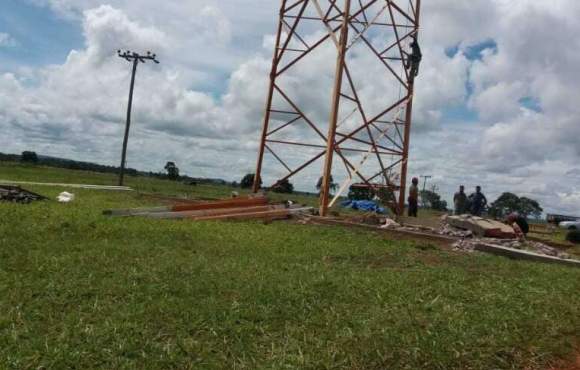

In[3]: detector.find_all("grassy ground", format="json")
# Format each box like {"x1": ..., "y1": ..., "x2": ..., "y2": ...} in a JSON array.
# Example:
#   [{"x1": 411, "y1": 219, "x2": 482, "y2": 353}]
[{"x1": 1, "y1": 162, "x2": 579, "y2": 369}]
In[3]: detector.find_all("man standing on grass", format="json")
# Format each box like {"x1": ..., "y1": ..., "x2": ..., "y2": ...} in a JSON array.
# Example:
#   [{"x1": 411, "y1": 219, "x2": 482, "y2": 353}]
[
  {"x1": 408, "y1": 177, "x2": 419, "y2": 217},
  {"x1": 453, "y1": 185, "x2": 468, "y2": 215},
  {"x1": 470, "y1": 186, "x2": 488, "y2": 216}
]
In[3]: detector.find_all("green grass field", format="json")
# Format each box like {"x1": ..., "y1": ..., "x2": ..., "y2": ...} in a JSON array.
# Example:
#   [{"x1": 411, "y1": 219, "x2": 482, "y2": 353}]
[{"x1": 1, "y1": 162, "x2": 579, "y2": 369}]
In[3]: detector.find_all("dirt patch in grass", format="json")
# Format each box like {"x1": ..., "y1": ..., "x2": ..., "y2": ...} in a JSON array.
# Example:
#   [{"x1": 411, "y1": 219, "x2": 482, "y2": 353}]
[{"x1": 549, "y1": 350, "x2": 580, "y2": 370}]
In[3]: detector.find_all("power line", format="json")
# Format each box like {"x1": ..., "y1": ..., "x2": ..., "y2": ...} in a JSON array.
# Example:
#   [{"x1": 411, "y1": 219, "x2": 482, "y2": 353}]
[{"x1": 117, "y1": 50, "x2": 160, "y2": 186}]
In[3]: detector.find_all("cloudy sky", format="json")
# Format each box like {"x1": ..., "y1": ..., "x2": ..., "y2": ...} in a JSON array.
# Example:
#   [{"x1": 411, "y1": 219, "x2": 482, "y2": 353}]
[{"x1": 1, "y1": 0, "x2": 579, "y2": 214}]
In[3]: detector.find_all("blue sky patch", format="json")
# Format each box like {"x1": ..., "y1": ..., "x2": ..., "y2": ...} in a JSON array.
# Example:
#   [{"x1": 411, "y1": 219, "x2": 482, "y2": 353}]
[
  {"x1": 0, "y1": 1, "x2": 83, "y2": 70},
  {"x1": 519, "y1": 96, "x2": 542, "y2": 113},
  {"x1": 441, "y1": 105, "x2": 478, "y2": 123},
  {"x1": 445, "y1": 45, "x2": 460, "y2": 58},
  {"x1": 445, "y1": 39, "x2": 498, "y2": 61},
  {"x1": 464, "y1": 39, "x2": 498, "y2": 61}
]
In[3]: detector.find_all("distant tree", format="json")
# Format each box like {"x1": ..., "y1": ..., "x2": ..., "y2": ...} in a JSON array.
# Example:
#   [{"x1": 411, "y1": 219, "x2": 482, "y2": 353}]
[
  {"x1": 0, "y1": 152, "x2": 21, "y2": 162},
  {"x1": 164, "y1": 161, "x2": 180, "y2": 181},
  {"x1": 434, "y1": 199, "x2": 448, "y2": 211},
  {"x1": 488, "y1": 192, "x2": 519, "y2": 218},
  {"x1": 21, "y1": 151, "x2": 38, "y2": 163},
  {"x1": 488, "y1": 193, "x2": 543, "y2": 219},
  {"x1": 420, "y1": 186, "x2": 448, "y2": 211},
  {"x1": 519, "y1": 197, "x2": 543, "y2": 219},
  {"x1": 241, "y1": 173, "x2": 261, "y2": 189},
  {"x1": 316, "y1": 175, "x2": 338, "y2": 194},
  {"x1": 272, "y1": 179, "x2": 294, "y2": 194}
]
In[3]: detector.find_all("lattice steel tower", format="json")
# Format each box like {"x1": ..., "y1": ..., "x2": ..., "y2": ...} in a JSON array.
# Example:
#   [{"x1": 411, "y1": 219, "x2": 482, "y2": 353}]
[{"x1": 253, "y1": 0, "x2": 422, "y2": 216}]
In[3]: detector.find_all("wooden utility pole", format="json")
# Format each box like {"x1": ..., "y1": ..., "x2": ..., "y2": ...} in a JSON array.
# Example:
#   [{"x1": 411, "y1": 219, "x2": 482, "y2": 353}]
[
  {"x1": 117, "y1": 50, "x2": 159, "y2": 186},
  {"x1": 420, "y1": 174, "x2": 432, "y2": 207},
  {"x1": 421, "y1": 175, "x2": 432, "y2": 193}
]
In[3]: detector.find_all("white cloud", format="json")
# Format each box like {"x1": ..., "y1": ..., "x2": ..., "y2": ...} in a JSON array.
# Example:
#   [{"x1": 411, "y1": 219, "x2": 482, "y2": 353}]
[{"x1": 0, "y1": 32, "x2": 17, "y2": 47}]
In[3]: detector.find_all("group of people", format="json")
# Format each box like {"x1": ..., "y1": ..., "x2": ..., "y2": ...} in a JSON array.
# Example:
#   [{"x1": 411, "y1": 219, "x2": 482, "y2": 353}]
[
  {"x1": 406, "y1": 178, "x2": 488, "y2": 218},
  {"x1": 407, "y1": 178, "x2": 529, "y2": 236},
  {"x1": 453, "y1": 185, "x2": 488, "y2": 216},
  {"x1": 454, "y1": 186, "x2": 529, "y2": 237}
]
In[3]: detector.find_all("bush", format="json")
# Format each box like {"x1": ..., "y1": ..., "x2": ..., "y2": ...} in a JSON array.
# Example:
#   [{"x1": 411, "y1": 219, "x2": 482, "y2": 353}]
[
  {"x1": 240, "y1": 174, "x2": 261, "y2": 189},
  {"x1": 272, "y1": 179, "x2": 293, "y2": 194},
  {"x1": 21, "y1": 151, "x2": 38, "y2": 163},
  {"x1": 566, "y1": 230, "x2": 580, "y2": 244}
]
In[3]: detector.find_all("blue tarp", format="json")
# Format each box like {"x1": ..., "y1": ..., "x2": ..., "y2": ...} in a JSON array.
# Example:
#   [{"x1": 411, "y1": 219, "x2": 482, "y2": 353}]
[{"x1": 341, "y1": 200, "x2": 386, "y2": 214}]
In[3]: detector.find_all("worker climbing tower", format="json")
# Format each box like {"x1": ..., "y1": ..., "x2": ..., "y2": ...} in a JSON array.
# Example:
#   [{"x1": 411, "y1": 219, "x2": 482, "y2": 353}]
[{"x1": 253, "y1": 0, "x2": 422, "y2": 216}]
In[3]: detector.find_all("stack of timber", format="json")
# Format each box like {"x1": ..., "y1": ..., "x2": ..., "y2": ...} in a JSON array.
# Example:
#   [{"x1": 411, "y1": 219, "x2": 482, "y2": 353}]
[{"x1": 104, "y1": 195, "x2": 313, "y2": 222}]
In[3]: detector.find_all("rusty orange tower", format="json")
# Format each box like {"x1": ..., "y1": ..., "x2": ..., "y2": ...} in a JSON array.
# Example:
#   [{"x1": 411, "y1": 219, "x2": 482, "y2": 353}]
[{"x1": 253, "y1": 0, "x2": 422, "y2": 216}]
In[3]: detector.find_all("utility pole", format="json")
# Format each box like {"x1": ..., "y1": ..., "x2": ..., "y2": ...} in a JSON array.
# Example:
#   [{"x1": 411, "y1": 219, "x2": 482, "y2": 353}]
[
  {"x1": 117, "y1": 50, "x2": 159, "y2": 186},
  {"x1": 420, "y1": 175, "x2": 432, "y2": 193},
  {"x1": 420, "y1": 175, "x2": 432, "y2": 208}
]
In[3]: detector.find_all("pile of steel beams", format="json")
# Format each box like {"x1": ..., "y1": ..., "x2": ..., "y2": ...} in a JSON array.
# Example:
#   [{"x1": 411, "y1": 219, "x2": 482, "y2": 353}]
[{"x1": 104, "y1": 195, "x2": 313, "y2": 222}]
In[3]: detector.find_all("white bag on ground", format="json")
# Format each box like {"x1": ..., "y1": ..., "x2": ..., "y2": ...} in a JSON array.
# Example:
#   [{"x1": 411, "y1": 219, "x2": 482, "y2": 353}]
[{"x1": 57, "y1": 192, "x2": 75, "y2": 203}]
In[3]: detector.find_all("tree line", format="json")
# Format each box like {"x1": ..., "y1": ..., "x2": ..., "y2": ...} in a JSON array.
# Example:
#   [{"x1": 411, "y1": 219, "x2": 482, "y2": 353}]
[
  {"x1": 5, "y1": 152, "x2": 546, "y2": 219},
  {"x1": 1, "y1": 151, "x2": 230, "y2": 186}
]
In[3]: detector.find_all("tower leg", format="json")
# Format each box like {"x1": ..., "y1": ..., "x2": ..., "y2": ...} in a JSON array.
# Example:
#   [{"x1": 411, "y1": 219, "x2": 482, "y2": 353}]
[
  {"x1": 253, "y1": 1, "x2": 288, "y2": 193},
  {"x1": 319, "y1": 0, "x2": 351, "y2": 216}
]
